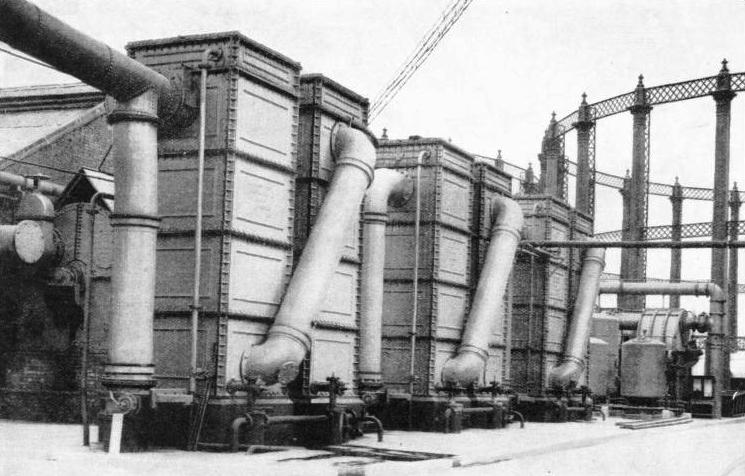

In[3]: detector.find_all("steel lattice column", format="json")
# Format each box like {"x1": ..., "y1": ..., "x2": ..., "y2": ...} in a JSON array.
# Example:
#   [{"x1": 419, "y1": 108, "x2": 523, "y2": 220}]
[
  {"x1": 620, "y1": 75, "x2": 651, "y2": 310},
  {"x1": 669, "y1": 178, "x2": 683, "y2": 308},
  {"x1": 706, "y1": 60, "x2": 736, "y2": 386},
  {"x1": 539, "y1": 113, "x2": 567, "y2": 201},
  {"x1": 729, "y1": 183, "x2": 741, "y2": 340},
  {"x1": 574, "y1": 93, "x2": 595, "y2": 216}
]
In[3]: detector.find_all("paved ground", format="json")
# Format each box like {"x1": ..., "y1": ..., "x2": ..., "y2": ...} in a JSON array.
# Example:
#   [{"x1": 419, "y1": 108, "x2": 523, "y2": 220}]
[{"x1": 1, "y1": 416, "x2": 744, "y2": 475}]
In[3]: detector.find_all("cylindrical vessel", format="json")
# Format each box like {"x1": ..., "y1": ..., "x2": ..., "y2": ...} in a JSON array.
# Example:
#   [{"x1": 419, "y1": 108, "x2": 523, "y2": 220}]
[
  {"x1": 620, "y1": 335, "x2": 667, "y2": 399},
  {"x1": 104, "y1": 90, "x2": 160, "y2": 390}
]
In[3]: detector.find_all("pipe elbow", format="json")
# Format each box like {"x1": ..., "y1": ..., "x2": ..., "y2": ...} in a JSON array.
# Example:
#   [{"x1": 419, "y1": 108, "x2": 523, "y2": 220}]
[
  {"x1": 331, "y1": 124, "x2": 376, "y2": 186},
  {"x1": 240, "y1": 330, "x2": 307, "y2": 385},
  {"x1": 489, "y1": 196, "x2": 524, "y2": 238},
  {"x1": 705, "y1": 283, "x2": 725, "y2": 303},
  {"x1": 364, "y1": 169, "x2": 413, "y2": 216},
  {"x1": 548, "y1": 359, "x2": 583, "y2": 389},
  {"x1": 441, "y1": 348, "x2": 486, "y2": 387}
]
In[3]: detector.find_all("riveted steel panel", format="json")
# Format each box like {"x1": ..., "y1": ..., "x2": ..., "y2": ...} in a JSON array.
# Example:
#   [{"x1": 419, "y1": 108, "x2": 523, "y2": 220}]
[
  {"x1": 300, "y1": 74, "x2": 369, "y2": 124},
  {"x1": 225, "y1": 319, "x2": 270, "y2": 383},
  {"x1": 381, "y1": 339, "x2": 432, "y2": 394},
  {"x1": 155, "y1": 235, "x2": 221, "y2": 313},
  {"x1": 588, "y1": 338, "x2": 614, "y2": 397},
  {"x1": 153, "y1": 315, "x2": 217, "y2": 389},
  {"x1": 381, "y1": 281, "x2": 433, "y2": 339},
  {"x1": 235, "y1": 78, "x2": 296, "y2": 168},
  {"x1": 437, "y1": 228, "x2": 470, "y2": 285},
  {"x1": 158, "y1": 154, "x2": 225, "y2": 233},
  {"x1": 232, "y1": 157, "x2": 293, "y2": 243},
  {"x1": 309, "y1": 328, "x2": 355, "y2": 392},
  {"x1": 440, "y1": 169, "x2": 472, "y2": 231},
  {"x1": 227, "y1": 240, "x2": 290, "y2": 318},
  {"x1": 485, "y1": 347, "x2": 507, "y2": 386},
  {"x1": 434, "y1": 283, "x2": 469, "y2": 341}
]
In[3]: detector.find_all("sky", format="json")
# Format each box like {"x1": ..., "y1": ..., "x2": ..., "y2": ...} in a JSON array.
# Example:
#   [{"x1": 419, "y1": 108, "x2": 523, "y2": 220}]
[{"x1": 1, "y1": 0, "x2": 745, "y2": 322}]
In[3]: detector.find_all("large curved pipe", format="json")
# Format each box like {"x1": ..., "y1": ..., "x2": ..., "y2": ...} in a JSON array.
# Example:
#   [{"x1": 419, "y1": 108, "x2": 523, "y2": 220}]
[
  {"x1": 241, "y1": 125, "x2": 376, "y2": 385},
  {"x1": 358, "y1": 169, "x2": 413, "y2": 384},
  {"x1": 0, "y1": 0, "x2": 191, "y2": 124},
  {"x1": 441, "y1": 196, "x2": 524, "y2": 386},
  {"x1": 548, "y1": 247, "x2": 606, "y2": 388},
  {"x1": 598, "y1": 281, "x2": 725, "y2": 418}
]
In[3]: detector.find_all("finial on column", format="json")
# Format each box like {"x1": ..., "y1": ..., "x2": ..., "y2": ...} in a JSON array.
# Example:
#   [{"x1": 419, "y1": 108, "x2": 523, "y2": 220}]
[
  {"x1": 497, "y1": 149, "x2": 502, "y2": 160},
  {"x1": 625, "y1": 169, "x2": 631, "y2": 179},
  {"x1": 381, "y1": 128, "x2": 388, "y2": 140},
  {"x1": 637, "y1": 74, "x2": 644, "y2": 88},
  {"x1": 720, "y1": 58, "x2": 729, "y2": 74},
  {"x1": 581, "y1": 92, "x2": 587, "y2": 106},
  {"x1": 674, "y1": 176, "x2": 679, "y2": 185}
]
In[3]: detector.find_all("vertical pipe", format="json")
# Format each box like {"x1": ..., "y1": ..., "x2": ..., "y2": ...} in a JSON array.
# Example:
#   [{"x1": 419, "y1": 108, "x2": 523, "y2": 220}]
[
  {"x1": 189, "y1": 52, "x2": 213, "y2": 394},
  {"x1": 619, "y1": 171, "x2": 633, "y2": 309},
  {"x1": 103, "y1": 90, "x2": 160, "y2": 391},
  {"x1": 709, "y1": 60, "x2": 736, "y2": 388},
  {"x1": 729, "y1": 184, "x2": 741, "y2": 340},
  {"x1": 81, "y1": 192, "x2": 112, "y2": 446},
  {"x1": 358, "y1": 169, "x2": 413, "y2": 383},
  {"x1": 408, "y1": 151, "x2": 425, "y2": 427},
  {"x1": 669, "y1": 178, "x2": 683, "y2": 308}
]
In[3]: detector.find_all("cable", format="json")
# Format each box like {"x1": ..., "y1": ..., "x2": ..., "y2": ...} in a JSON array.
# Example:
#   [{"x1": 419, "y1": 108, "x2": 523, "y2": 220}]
[
  {"x1": 369, "y1": 0, "x2": 474, "y2": 122},
  {"x1": 0, "y1": 154, "x2": 114, "y2": 183},
  {"x1": 0, "y1": 44, "x2": 58, "y2": 71}
]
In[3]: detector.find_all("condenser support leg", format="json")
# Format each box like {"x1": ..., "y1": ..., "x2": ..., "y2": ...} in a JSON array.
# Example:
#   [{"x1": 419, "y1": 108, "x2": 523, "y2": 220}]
[
  {"x1": 669, "y1": 180, "x2": 683, "y2": 308},
  {"x1": 707, "y1": 60, "x2": 736, "y2": 389},
  {"x1": 620, "y1": 75, "x2": 651, "y2": 310}
]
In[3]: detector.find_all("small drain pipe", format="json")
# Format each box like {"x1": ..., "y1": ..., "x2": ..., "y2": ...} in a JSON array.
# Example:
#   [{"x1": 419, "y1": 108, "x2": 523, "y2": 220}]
[
  {"x1": 241, "y1": 125, "x2": 376, "y2": 384},
  {"x1": 358, "y1": 169, "x2": 413, "y2": 384},
  {"x1": 441, "y1": 196, "x2": 524, "y2": 386},
  {"x1": 598, "y1": 281, "x2": 725, "y2": 418},
  {"x1": 548, "y1": 247, "x2": 606, "y2": 389}
]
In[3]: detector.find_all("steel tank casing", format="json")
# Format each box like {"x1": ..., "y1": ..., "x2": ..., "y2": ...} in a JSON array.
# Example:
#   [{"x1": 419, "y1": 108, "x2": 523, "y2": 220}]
[{"x1": 620, "y1": 335, "x2": 667, "y2": 399}]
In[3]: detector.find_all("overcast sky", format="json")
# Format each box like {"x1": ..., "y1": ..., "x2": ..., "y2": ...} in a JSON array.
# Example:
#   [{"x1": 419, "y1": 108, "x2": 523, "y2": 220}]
[{"x1": 2, "y1": 0, "x2": 745, "y2": 321}]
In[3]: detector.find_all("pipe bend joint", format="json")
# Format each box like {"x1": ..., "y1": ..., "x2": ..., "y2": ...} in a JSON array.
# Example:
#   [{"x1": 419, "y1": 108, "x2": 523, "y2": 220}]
[
  {"x1": 489, "y1": 197, "x2": 524, "y2": 238},
  {"x1": 548, "y1": 356, "x2": 584, "y2": 389},
  {"x1": 331, "y1": 124, "x2": 376, "y2": 186},
  {"x1": 441, "y1": 346, "x2": 488, "y2": 387},
  {"x1": 240, "y1": 327, "x2": 309, "y2": 385}
]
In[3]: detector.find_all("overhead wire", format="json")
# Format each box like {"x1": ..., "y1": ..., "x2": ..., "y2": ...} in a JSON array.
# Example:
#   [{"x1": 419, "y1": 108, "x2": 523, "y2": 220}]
[{"x1": 369, "y1": 0, "x2": 474, "y2": 123}]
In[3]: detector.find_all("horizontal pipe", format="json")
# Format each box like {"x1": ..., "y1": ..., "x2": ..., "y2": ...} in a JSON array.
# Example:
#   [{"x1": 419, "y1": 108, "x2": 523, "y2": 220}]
[
  {"x1": 0, "y1": 0, "x2": 191, "y2": 123},
  {"x1": 0, "y1": 220, "x2": 47, "y2": 264},
  {"x1": 0, "y1": 171, "x2": 64, "y2": 196},
  {"x1": 358, "y1": 169, "x2": 413, "y2": 384},
  {"x1": 441, "y1": 196, "x2": 524, "y2": 386},
  {"x1": 549, "y1": 248, "x2": 606, "y2": 388},
  {"x1": 524, "y1": 240, "x2": 745, "y2": 249},
  {"x1": 599, "y1": 280, "x2": 725, "y2": 419},
  {"x1": 241, "y1": 125, "x2": 376, "y2": 385}
]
